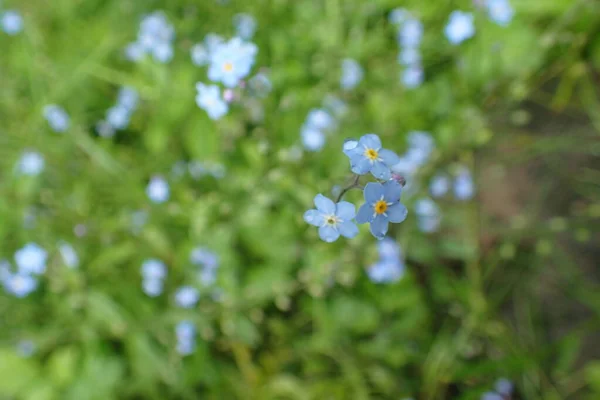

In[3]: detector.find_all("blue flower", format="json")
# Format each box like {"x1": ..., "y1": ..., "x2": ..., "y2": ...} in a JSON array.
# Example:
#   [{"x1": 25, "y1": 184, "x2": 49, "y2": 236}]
[
  {"x1": 191, "y1": 43, "x2": 210, "y2": 66},
  {"x1": 445, "y1": 11, "x2": 475, "y2": 45},
  {"x1": 398, "y1": 18, "x2": 423, "y2": 48},
  {"x1": 106, "y1": 105, "x2": 131, "y2": 130},
  {"x1": 142, "y1": 278, "x2": 163, "y2": 297},
  {"x1": 248, "y1": 72, "x2": 272, "y2": 98},
  {"x1": 454, "y1": 168, "x2": 475, "y2": 200},
  {"x1": 398, "y1": 47, "x2": 421, "y2": 66},
  {"x1": 401, "y1": 66, "x2": 424, "y2": 88},
  {"x1": 429, "y1": 174, "x2": 450, "y2": 197},
  {"x1": 141, "y1": 259, "x2": 167, "y2": 280},
  {"x1": 356, "y1": 181, "x2": 408, "y2": 239},
  {"x1": 323, "y1": 94, "x2": 348, "y2": 118},
  {"x1": 58, "y1": 242, "x2": 79, "y2": 268},
  {"x1": 127, "y1": 11, "x2": 175, "y2": 63},
  {"x1": 301, "y1": 127, "x2": 325, "y2": 152},
  {"x1": 195, "y1": 83, "x2": 228, "y2": 120},
  {"x1": 494, "y1": 378, "x2": 513, "y2": 396},
  {"x1": 146, "y1": 176, "x2": 170, "y2": 203},
  {"x1": 207, "y1": 37, "x2": 257, "y2": 88},
  {"x1": 340, "y1": 58, "x2": 363, "y2": 90},
  {"x1": 344, "y1": 134, "x2": 401, "y2": 180},
  {"x1": 486, "y1": 0, "x2": 514, "y2": 26},
  {"x1": 96, "y1": 120, "x2": 116, "y2": 138},
  {"x1": 3, "y1": 273, "x2": 37, "y2": 298},
  {"x1": 367, "y1": 238, "x2": 405, "y2": 283},
  {"x1": 43, "y1": 105, "x2": 70, "y2": 132},
  {"x1": 14, "y1": 243, "x2": 47, "y2": 275},
  {"x1": 17, "y1": 151, "x2": 44, "y2": 176},
  {"x1": 175, "y1": 321, "x2": 196, "y2": 356},
  {"x1": 16, "y1": 340, "x2": 36, "y2": 357},
  {"x1": 303, "y1": 194, "x2": 359, "y2": 243},
  {"x1": 414, "y1": 198, "x2": 441, "y2": 233},
  {"x1": 174, "y1": 286, "x2": 200, "y2": 308},
  {"x1": 233, "y1": 13, "x2": 257, "y2": 40},
  {"x1": 389, "y1": 8, "x2": 409, "y2": 26},
  {"x1": 116, "y1": 87, "x2": 139, "y2": 110},
  {"x1": 1, "y1": 10, "x2": 23, "y2": 35},
  {"x1": 190, "y1": 247, "x2": 219, "y2": 269}
]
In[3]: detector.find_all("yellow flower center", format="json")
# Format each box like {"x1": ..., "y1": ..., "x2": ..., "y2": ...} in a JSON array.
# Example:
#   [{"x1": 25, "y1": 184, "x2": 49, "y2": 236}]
[
  {"x1": 374, "y1": 200, "x2": 388, "y2": 214},
  {"x1": 223, "y1": 62, "x2": 234, "y2": 72},
  {"x1": 364, "y1": 148, "x2": 379, "y2": 161}
]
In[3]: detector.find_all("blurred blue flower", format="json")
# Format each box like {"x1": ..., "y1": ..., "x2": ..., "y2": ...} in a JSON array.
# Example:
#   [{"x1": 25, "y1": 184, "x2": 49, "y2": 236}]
[
  {"x1": 356, "y1": 181, "x2": 408, "y2": 239},
  {"x1": 494, "y1": 378, "x2": 513, "y2": 396},
  {"x1": 141, "y1": 259, "x2": 167, "y2": 280},
  {"x1": 130, "y1": 210, "x2": 148, "y2": 234},
  {"x1": 367, "y1": 238, "x2": 405, "y2": 283},
  {"x1": 306, "y1": 109, "x2": 335, "y2": 131},
  {"x1": 398, "y1": 18, "x2": 423, "y2": 48},
  {"x1": 16, "y1": 340, "x2": 36, "y2": 357},
  {"x1": 199, "y1": 267, "x2": 217, "y2": 286},
  {"x1": 174, "y1": 286, "x2": 200, "y2": 308},
  {"x1": 58, "y1": 242, "x2": 79, "y2": 268},
  {"x1": 3, "y1": 273, "x2": 37, "y2": 298},
  {"x1": 116, "y1": 86, "x2": 139, "y2": 110},
  {"x1": 146, "y1": 176, "x2": 170, "y2": 203},
  {"x1": 445, "y1": 11, "x2": 475, "y2": 45},
  {"x1": 190, "y1": 247, "x2": 219, "y2": 269},
  {"x1": 389, "y1": 8, "x2": 408, "y2": 26},
  {"x1": 204, "y1": 33, "x2": 225, "y2": 53},
  {"x1": 125, "y1": 42, "x2": 144, "y2": 61},
  {"x1": 195, "y1": 83, "x2": 228, "y2": 120},
  {"x1": 207, "y1": 37, "x2": 258, "y2": 87},
  {"x1": 17, "y1": 151, "x2": 44, "y2": 176},
  {"x1": 401, "y1": 66, "x2": 424, "y2": 88},
  {"x1": 414, "y1": 198, "x2": 441, "y2": 233},
  {"x1": 248, "y1": 72, "x2": 272, "y2": 98},
  {"x1": 344, "y1": 134, "x2": 401, "y2": 180},
  {"x1": 429, "y1": 174, "x2": 450, "y2": 198},
  {"x1": 480, "y1": 393, "x2": 503, "y2": 400},
  {"x1": 106, "y1": 105, "x2": 130, "y2": 130},
  {"x1": 175, "y1": 321, "x2": 196, "y2": 356},
  {"x1": 233, "y1": 13, "x2": 257, "y2": 40},
  {"x1": 486, "y1": 0, "x2": 514, "y2": 26},
  {"x1": 127, "y1": 11, "x2": 175, "y2": 63},
  {"x1": 1, "y1": 10, "x2": 23, "y2": 35},
  {"x1": 398, "y1": 47, "x2": 421, "y2": 66},
  {"x1": 340, "y1": 58, "x2": 363, "y2": 90},
  {"x1": 142, "y1": 278, "x2": 163, "y2": 297},
  {"x1": 191, "y1": 43, "x2": 210, "y2": 66},
  {"x1": 96, "y1": 120, "x2": 115, "y2": 138},
  {"x1": 454, "y1": 168, "x2": 475, "y2": 200},
  {"x1": 301, "y1": 127, "x2": 325, "y2": 152},
  {"x1": 43, "y1": 104, "x2": 70, "y2": 133},
  {"x1": 303, "y1": 194, "x2": 359, "y2": 243},
  {"x1": 14, "y1": 243, "x2": 47, "y2": 275},
  {"x1": 323, "y1": 94, "x2": 348, "y2": 118}
]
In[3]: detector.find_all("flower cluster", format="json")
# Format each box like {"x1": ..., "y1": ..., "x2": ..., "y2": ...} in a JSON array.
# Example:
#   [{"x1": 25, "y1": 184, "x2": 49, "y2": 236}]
[
  {"x1": 97, "y1": 87, "x2": 139, "y2": 138},
  {"x1": 1, "y1": 8, "x2": 22, "y2": 35},
  {"x1": 191, "y1": 247, "x2": 220, "y2": 288},
  {"x1": 140, "y1": 259, "x2": 167, "y2": 297},
  {"x1": 367, "y1": 238, "x2": 405, "y2": 283},
  {"x1": 340, "y1": 58, "x2": 363, "y2": 90},
  {"x1": 445, "y1": 11, "x2": 475, "y2": 45},
  {"x1": 1, "y1": 243, "x2": 47, "y2": 298},
  {"x1": 304, "y1": 133, "x2": 408, "y2": 241},
  {"x1": 175, "y1": 321, "x2": 196, "y2": 356},
  {"x1": 390, "y1": 9, "x2": 424, "y2": 88},
  {"x1": 125, "y1": 11, "x2": 175, "y2": 63},
  {"x1": 481, "y1": 378, "x2": 513, "y2": 400},
  {"x1": 43, "y1": 104, "x2": 70, "y2": 133},
  {"x1": 430, "y1": 167, "x2": 475, "y2": 201}
]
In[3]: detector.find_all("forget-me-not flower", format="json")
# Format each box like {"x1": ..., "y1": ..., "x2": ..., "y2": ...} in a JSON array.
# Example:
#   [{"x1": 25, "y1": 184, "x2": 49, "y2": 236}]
[
  {"x1": 344, "y1": 134, "x2": 401, "y2": 180},
  {"x1": 233, "y1": 13, "x2": 257, "y2": 40},
  {"x1": 190, "y1": 247, "x2": 219, "y2": 269},
  {"x1": 486, "y1": 0, "x2": 514, "y2": 26},
  {"x1": 402, "y1": 66, "x2": 424, "y2": 89},
  {"x1": 304, "y1": 194, "x2": 359, "y2": 243},
  {"x1": 367, "y1": 238, "x2": 405, "y2": 283},
  {"x1": 141, "y1": 259, "x2": 167, "y2": 280},
  {"x1": 142, "y1": 278, "x2": 163, "y2": 297},
  {"x1": 415, "y1": 198, "x2": 441, "y2": 233},
  {"x1": 398, "y1": 18, "x2": 423, "y2": 48},
  {"x1": 175, "y1": 320, "x2": 196, "y2": 356},
  {"x1": 248, "y1": 72, "x2": 272, "y2": 98},
  {"x1": 117, "y1": 87, "x2": 139, "y2": 110},
  {"x1": 58, "y1": 242, "x2": 79, "y2": 268},
  {"x1": 356, "y1": 181, "x2": 408, "y2": 239},
  {"x1": 174, "y1": 286, "x2": 200, "y2": 308},
  {"x1": 146, "y1": 176, "x2": 170, "y2": 203},
  {"x1": 207, "y1": 37, "x2": 257, "y2": 88},
  {"x1": 43, "y1": 105, "x2": 70, "y2": 132},
  {"x1": 106, "y1": 106, "x2": 130, "y2": 130},
  {"x1": 195, "y1": 83, "x2": 228, "y2": 120},
  {"x1": 389, "y1": 8, "x2": 408, "y2": 26},
  {"x1": 445, "y1": 11, "x2": 475, "y2": 45},
  {"x1": 430, "y1": 174, "x2": 450, "y2": 198},
  {"x1": 17, "y1": 151, "x2": 44, "y2": 176},
  {"x1": 191, "y1": 43, "x2": 210, "y2": 66},
  {"x1": 14, "y1": 243, "x2": 47, "y2": 275},
  {"x1": 1, "y1": 10, "x2": 23, "y2": 35},
  {"x1": 3, "y1": 273, "x2": 37, "y2": 298},
  {"x1": 454, "y1": 168, "x2": 475, "y2": 200},
  {"x1": 340, "y1": 58, "x2": 363, "y2": 90}
]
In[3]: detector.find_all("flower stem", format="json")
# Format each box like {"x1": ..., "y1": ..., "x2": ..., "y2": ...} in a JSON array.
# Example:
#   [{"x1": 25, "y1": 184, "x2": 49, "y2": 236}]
[{"x1": 335, "y1": 174, "x2": 363, "y2": 202}]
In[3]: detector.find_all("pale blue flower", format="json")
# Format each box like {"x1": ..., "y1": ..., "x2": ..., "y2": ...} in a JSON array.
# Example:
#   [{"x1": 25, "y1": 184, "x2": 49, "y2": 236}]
[
  {"x1": 306, "y1": 109, "x2": 335, "y2": 131},
  {"x1": 58, "y1": 242, "x2": 79, "y2": 268},
  {"x1": 398, "y1": 47, "x2": 421, "y2": 66},
  {"x1": 117, "y1": 87, "x2": 139, "y2": 110},
  {"x1": 486, "y1": 0, "x2": 514, "y2": 26},
  {"x1": 142, "y1": 278, "x2": 163, "y2": 297},
  {"x1": 130, "y1": 210, "x2": 148, "y2": 234},
  {"x1": 454, "y1": 168, "x2": 475, "y2": 200},
  {"x1": 43, "y1": 104, "x2": 70, "y2": 132},
  {"x1": 429, "y1": 174, "x2": 450, "y2": 197},
  {"x1": 1, "y1": 10, "x2": 23, "y2": 35},
  {"x1": 195, "y1": 83, "x2": 228, "y2": 120},
  {"x1": 175, "y1": 321, "x2": 196, "y2": 356},
  {"x1": 199, "y1": 267, "x2": 217, "y2": 286},
  {"x1": 367, "y1": 238, "x2": 405, "y2": 283},
  {"x1": 445, "y1": 11, "x2": 475, "y2": 45},
  {"x1": 248, "y1": 72, "x2": 272, "y2": 98},
  {"x1": 16, "y1": 340, "x2": 36, "y2": 357},
  {"x1": 146, "y1": 176, "x2": 170, "y2": 203},
  {"x1": 481, "y1": 393, "x2": 503, "y2": 400},
  {"x1": 301, "y1": 127, "x2": 325, "y2": 152},
  {"x1": 174, "y1": 286, "x2": 200, "y2": 308},
  {"x1": 398, "y1": 18, "x2": 423, "y2": 48},
  {"x1": 415, "y1": 198, "x2": 440, "y2": 233},
  {"x1": 233, "y1": 13, "x2": 257, "y2": 40},
  {"x1": 190, "y1": 247, "x2": 219, "y2": 269},
  {"x1": 204, "y1": 33, "x2": 225, "y2": 53},
  {"x1": 152, "y1": 41, "x2": 173, "y2": 63},
  {"x1": 340, "y1": 58, "x2": 363, "y2": 90},
  {"x1": 402, "y1": 65, "x2": 424, "y2": 88},
  {"x1": 106, "y1": 105, "x2": 130, "y2": 130},
  {"x1": 495, "y1": 378, "x2": 513, "y2": 395},
  {"x1": 389, "y1": 8, "x2": 409, "y2": 26},
  {"x1": 344, "y1": 134, "x2": 401, "y2": 180},
  {"x1": 141, "y1": 259, "x2": 167, "y2": 280},
  {"x1": 303, "y1": 194, "x2": 359, "y2": 243},
  {"x1": 323, "y1": 94, "x2": 348, "y2": 118},
  {"x1": 125, "y1": 42, "x2": 144, "y2": 61},
  {"x1": 17, "y1": 151, "x2": 44, "y2": 176},
  {"x1": 356, "y1": 181, "x2": 408, "y2": 239},
  {"x1": 207, "y1": 37, "x2": 257, "y2": 87},
  {"x1": 14, "y1": 243, "x2": 47, "y2": 275},
  {"x1": 96, "y1": 120, "x2": 115, "y2": 138},
  {"x1": 3, "y1": 273, "x2": 37, "y2": 298},
  {"x1": 191, "y1": 43, "x2": 210, "y2": 66},
  {"x1": 127, "y1": 11, "x2": 175, "y2": 63}
]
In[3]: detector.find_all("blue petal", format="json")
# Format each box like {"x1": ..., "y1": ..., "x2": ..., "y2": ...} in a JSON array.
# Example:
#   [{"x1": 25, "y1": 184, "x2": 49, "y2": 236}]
[
  {"x1": 359, "y1": 133, "x2": 381, "y2": 150},
  {"x1": 342, "y1": 140, "x2": 358, "y2": 156},
  {"x1": 338, "y1": 221, "x2": 359, "y2": 239},
  {"x1": 314, "y1": 194, "x2": 335, "y2": 214},
  {"x1": 351, "y1": 157, "x2": 372, "y2": 175},
  {"x1": 369, "y1": 215, "x2": 389, "y2": 239},
  {"x1": 303, "y1": 209, "x2": 325, "y2": 226},
  {"x1": 386, "y1": 203, "x2": 408, "y2": 223},
  {"x1": 318, "y1": 225, "x2": 340, "y2": 242},
  {"x1": 378, "y1": 149, "x2": 401, "y2": 166},
  {"x1": 335, "y1": 201, "x2": 355, "y2": 221},
  {"x1": 364, "y1": 182, "x2": 384, "y2": 204},
  {"x1": 356, "y1": 203, "x2": 374, "y2": 224},
  {"x1": 383, "y1": 180, "x2": 402, "y2": 203},
  {"x1": 371, "y1": 161, "x2": 392, "y2": 180}
]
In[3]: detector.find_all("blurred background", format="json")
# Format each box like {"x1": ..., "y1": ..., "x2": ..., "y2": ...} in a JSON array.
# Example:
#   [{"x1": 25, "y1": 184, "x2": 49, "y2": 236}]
[{"x1": 0, "y1": 0, "x2": 599, "y2": 399}]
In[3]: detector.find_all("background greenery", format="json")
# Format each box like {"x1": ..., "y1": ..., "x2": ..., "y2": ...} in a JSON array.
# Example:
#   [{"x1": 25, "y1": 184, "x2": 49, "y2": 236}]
[{"x1": 1, "y1": 0, "x2": 599, "y2": 399}]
